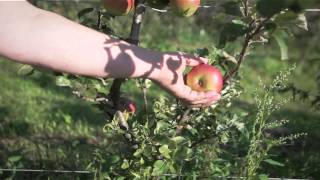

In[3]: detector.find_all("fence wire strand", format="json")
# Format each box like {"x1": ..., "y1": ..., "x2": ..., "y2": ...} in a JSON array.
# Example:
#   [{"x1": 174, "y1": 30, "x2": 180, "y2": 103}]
[
  {"x1": 0, "y1": 168, "x2": 91, "y2": 174},
  {"x1": 0, "y1": 168, "x2": 310, "y2": 179}
]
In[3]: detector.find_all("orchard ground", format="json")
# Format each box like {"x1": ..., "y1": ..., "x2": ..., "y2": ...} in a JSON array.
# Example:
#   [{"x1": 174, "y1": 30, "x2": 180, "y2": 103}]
[{"x1": 0, "y1": 1, "x2": 320, "y2": 179}]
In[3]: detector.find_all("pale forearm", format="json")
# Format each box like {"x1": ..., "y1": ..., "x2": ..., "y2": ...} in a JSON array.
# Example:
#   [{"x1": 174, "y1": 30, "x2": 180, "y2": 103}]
[
  {"x1": 0, "y1": 1, "x2": 221, "y2": 107},
  {"x1": 0, "y1": 1, "x2": 161, "y2": 79}
]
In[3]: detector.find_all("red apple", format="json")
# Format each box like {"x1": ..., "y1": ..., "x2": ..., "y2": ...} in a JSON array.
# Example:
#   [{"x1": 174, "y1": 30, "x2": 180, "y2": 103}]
[
  {"x1": 102, "y1": 0, "x2": 135, "y2": 16},
  {"x1": 186, "y1": 64, "x2": 223, "y2": 93},
  {"x1": 119, "y1": 98, "x2": 136, "y2": 113},
  {"x1": 147, "y1": 0, "x2": 169, "y2": 9},
  {"x1": 170, "y1": 0, "x2": 200, "y2": 17}
]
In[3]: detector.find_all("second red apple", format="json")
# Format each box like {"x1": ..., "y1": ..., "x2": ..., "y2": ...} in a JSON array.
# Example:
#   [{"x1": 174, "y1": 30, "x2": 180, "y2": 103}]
[
  {"x1": 102, "y1": 0, "x2": 135, "y2": 16},
  {"x1": 119, "y1": 98, "x2": 136, "y2": 113},
  {"x1": 170, "y1": 0, "x2": 200, "y2": 17}
]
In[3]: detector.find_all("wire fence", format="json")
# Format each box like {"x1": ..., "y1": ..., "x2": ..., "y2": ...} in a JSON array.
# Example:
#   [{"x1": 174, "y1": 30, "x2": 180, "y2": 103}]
[
  {"x1": 0, "y1": 168, "x2": 91, "y2": 174},
  {"x1": 0, "y1": 168, "x2": 311, "y2": 180}
]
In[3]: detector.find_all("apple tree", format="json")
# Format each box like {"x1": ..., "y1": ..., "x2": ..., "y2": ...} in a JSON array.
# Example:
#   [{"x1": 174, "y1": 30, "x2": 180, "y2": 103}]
[{"x1": 25, "y1": 0, "x2": 314, "y2": 179}]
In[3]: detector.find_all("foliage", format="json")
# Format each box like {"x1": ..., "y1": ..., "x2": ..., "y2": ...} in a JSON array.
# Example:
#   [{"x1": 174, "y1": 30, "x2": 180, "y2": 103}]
[
  {"x1": 62, "y1": 0, "x2": 310, "y2": 178},
  {"x1": 1, "y1": 0, "x2": 319, "y2": 179}
]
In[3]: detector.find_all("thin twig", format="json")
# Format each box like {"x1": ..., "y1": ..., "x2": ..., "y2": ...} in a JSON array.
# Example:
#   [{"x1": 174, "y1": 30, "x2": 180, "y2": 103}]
[
  {"x1": 190, "y1": 134, "x2": 211, "y2": 148},
  {"x1": 241, "y1": 0, "x2": 249, "y2": 17},
  {"x1": 109, "y1": 79, "x2": 125, "y2": 110},
  {"x1": 97, "y1": 10, "x2": 102, "y2": 30},
  {"x1": 139, "y1": 79, "x2": 149, "y2": 113},
  {"x1": 175, "y1": 108, "x2": 192, "y2": 134},
  {"x1": 223, "y1": 34, "x2": 251, "y2": 83},
  {"x1": 223, "y1": 18, "x2": 270, "y2": 83}
]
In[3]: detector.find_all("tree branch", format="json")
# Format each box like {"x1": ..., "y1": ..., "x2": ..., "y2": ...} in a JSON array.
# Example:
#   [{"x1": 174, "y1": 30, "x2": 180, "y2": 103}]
[
  {"x1": 223, "y1": 18, "x2": 270, "y2": 83},
  {"x1": 192, "y1": 18, "x2": 272, "y2": 149},
  {"x1": 109, "y1": 0, "x2": 146, "y2": 111},
  {"x1": 241, "y1": 0, "x2": 249, "y2": 17},
  {"x1": 175, "y1": 108, "x2": 192, "y2": 134},
  {"x1": 97, "y1": 10, "x2": 102, "y2": 30}
]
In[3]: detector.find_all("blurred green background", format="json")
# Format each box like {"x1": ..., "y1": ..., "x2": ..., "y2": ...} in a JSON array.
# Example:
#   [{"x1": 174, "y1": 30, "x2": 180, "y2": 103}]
[{"x1": 0, "y1": 0, "x2": 319, "y2": 179}]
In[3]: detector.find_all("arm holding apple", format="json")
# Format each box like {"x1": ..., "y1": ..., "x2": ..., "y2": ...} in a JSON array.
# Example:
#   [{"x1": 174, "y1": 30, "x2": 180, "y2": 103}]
[{"x1": 0, "y1": 1, "x2": 220, "y2": 107}]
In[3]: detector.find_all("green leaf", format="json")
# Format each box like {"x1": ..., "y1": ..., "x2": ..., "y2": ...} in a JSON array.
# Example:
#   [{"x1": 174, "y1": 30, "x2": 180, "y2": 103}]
[
  {"x1": 143, "y1": 166, "x2": 152, "y2": 177},
  {"x1": 159, "y1": 145, "x2": 171, "y2": 159},
  {"x1": 142, "y1": 146, "x2": 154, "y2": 157},
  {"x1": 275, "y1": 11, "x2": 308, "y2": 31},
  {"x1": 265, "y1": 22, "x2": 278, "y2": 32},
  {"x1": 82, "y1": 86, "x2": 97, "y2": 99},
  {"x1": 151, "y1": 160, "x2": 167, "y2": 176},
  {"x1": 257, "y1": 0, "x2": 288, "y2": 17},
  {"x1": 275, "y1": 11, "x2": 299, "y2": 24},
  {"x1": 219, "y1": 22, "x2": 248, "y2": 47},
  {"x1": 110, "y1": 155, "x2": 120, "y2": 164},
  {"x1": 296, "y1": 13, "x2": 308, "y2": 31},
  {"x1": 140, "y1": 157, "x2": 145, "y2": 165},
  {"x1": 8, "y1": 156, "x2": 22, "y2": 162},
  {"x1": 130, "y1": 171, "x2": 142, "y2": 178},
  {"x1": 168, "y1": 162, "x2": 176, "y2": 174},
  {"x1": 259, "y1": 174, "x2": 269, "y2": 180},
  {"x1": 63, "y1": 114, "x2": 72, "y2": 124},
  {"x1": 116, "y1": 177, "x2": 125, "y2": 180},
  {"x1": 121, "y1": 159, "x2": 130, "y2": 169},
  {"x1": 78, "y1": 8, "x2": 94, "y2": 19},
  {"x1": 154, "y1": 135, "x2": 174, "y2": 148},
  {"x1": 196, "y1": 48, "x2": 209, "y2": 57},
  {"x1": 173, "y1": 147, "x2": 193, "y2": 161},
  {"x1": 221, "y1": 1, "x2": 241, "y2": 16},
  {"x1": 55, "y1": 76, "x2": 71, "y2": 87},
  {"x1": 263, "y1": 159, "x2": 285, "y2": 167},
  {"x1": 154, "y1": 120, "x2": 170, "y2": 134},
  {"x1": 170, "y1": 136, "x2": 186, "y2": 144},
  {"x1": 93, "y1": 82, "x2": 107, "y2": 94},
  {"x1": 18, "y1": 65, "x2": 34, "y2": 76},
  {"x1": 133, "y1": 148, "x2": 144, "y2": 157},
  {"x1": 272, "y1": 31, "x2": 289, "y2": 61}
]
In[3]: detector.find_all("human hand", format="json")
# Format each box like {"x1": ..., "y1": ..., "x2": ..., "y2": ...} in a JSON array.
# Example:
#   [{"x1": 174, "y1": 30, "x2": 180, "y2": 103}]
[{"x1": 151, "y1": 52, "x2": 221, "y2": 107}]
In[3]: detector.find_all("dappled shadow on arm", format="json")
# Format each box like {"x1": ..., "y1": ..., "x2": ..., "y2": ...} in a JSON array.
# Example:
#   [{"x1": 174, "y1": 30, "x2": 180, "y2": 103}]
[{"x1": 102, "y1": 38, "x2": 182, "y2": 85}]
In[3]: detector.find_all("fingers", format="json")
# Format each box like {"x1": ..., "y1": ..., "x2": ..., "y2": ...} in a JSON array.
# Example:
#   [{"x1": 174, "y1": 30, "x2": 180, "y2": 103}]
[
  {"x1": 191, "y1": 91, "x2": 221, "y2": 105},
  {"x1": 179, "y1": 86, "x2": 221, "y2": 107},
  {"x1": 185, "y1": 55, "x2": 208, "y2": 67},
  {"x1": 175, "y1": 52, "x2": 208, "y2": 67}
]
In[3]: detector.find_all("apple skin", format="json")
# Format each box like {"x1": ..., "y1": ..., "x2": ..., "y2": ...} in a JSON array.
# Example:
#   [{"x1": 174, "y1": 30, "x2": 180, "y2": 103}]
[
  {"x1": 119, "y1": 98, "x2": 136, "y2": 113},
  {"x1": 102, "y1": 0, "x2": 135, "y2": 16},
  {"x1": 170, "y1": 0, "x2": 200, "y2": 17},
  {"x1": 186, "y1": 64, "x2": 223, "y2": 93},
  {"x1": 147, "y1": 0, "x2": 169, "y2": 9}
]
